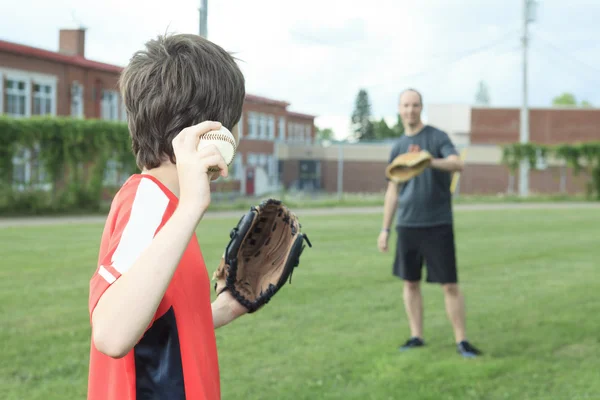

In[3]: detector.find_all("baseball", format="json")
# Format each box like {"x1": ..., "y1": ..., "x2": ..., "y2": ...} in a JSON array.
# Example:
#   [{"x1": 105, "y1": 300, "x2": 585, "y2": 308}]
[{"x1": 197, "y1": 126, "x2": 237, "y2": 172}]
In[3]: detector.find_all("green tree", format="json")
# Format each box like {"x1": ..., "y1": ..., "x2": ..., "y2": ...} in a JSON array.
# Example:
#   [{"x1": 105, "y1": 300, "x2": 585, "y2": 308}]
[
  {"x1": 552, "y1": 92, "x2": 592, "y2": 107},
  {"x1": 351, "y1": 89, "x2": 375, "y2": 141},
  {"x1": 475, "y1": 80, "x2": 491, "y2": 106},
  {"x1": 392, "y1": 114, "x2": 405, "y2": 137},
  {"x1": 373, "y1": 118, "x2": 395, "y2": 139},
  {"x1": 315, "y1": 126, "x2": 334, "y2": 142},
  {"x1": 552, "y1": 92, "x2": 577, "y2": 106}
]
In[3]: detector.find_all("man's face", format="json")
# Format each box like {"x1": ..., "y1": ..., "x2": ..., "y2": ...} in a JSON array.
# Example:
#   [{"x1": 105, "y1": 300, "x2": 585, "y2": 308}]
[{"x1": 398, "y1": 91, "x2": 422, "y2": 126}]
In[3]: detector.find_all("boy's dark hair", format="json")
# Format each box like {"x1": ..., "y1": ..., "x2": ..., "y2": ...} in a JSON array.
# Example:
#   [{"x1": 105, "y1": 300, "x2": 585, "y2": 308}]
[{"x1": 119, "y1": 33, "x2": 245, "y2": 170}]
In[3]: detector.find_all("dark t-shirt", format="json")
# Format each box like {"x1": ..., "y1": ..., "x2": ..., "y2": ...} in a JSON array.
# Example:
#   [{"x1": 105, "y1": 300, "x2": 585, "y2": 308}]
[{"x1": 387, "y1": 125, "x2": 459, "y2": 227}]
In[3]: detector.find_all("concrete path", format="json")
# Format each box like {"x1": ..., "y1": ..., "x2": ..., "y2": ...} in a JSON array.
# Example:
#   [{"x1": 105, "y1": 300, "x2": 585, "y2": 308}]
[{"x1": 0, "y1": 202, "x2": 597, "y2": 229}]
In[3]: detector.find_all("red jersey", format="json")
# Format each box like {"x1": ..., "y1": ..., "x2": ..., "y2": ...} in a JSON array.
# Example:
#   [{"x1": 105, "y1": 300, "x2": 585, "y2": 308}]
[{"x1": 87, "y1": 174, "x2": 220, "y2": 400}]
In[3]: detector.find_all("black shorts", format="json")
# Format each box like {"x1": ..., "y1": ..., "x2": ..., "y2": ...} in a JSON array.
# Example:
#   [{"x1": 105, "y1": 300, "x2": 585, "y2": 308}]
[{"x1": 393, "y1": 224, "x2": 458, "y2": 284}]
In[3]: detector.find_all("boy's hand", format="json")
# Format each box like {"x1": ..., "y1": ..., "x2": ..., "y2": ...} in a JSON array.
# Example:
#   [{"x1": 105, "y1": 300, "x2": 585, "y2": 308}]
[{"x1": 172, "y1": 121, "x2": 229, "y2": 218}]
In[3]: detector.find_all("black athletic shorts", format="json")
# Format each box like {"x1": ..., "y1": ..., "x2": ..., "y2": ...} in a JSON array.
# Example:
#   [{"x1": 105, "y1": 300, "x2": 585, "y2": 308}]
[{"x1": 393, "y1": 223, "x2": 457, "y2": 284}]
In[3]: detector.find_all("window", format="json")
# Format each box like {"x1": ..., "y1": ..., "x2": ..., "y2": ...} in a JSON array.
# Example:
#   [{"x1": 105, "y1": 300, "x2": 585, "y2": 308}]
[
  {"x1": 1, "y1": 70, "x2": 56, "y2": 117},
  {"x1": 232, "y1": 154, "x2": 243, "y2": 180},
  {"x1": 120, "y1": 99, "x2": 127, "y2": 122},
  {"x1": 71, "y1": 82, "x2": 84, "y2": 118},
  {"x1": 305, "y1": 124, "x2": 312, "y2": 144},
  {"x1": 101, "y1": 90, "x2": 119, "y2": 120},
  {"x1": 238, "y1": 112, "x2": 244, "y2": 138},
  {"x1": 33, "y1": 83, "x2": 53, "y2": 115},
  {"x1": 268, "y1": 116, "x2": 275, "y2": 139},
  {"x1": 247, "y1": 112, "x2": 258, "y2": 138},
  {"x1": 12, "y1": 143, "x2": 49, "y2": 190},
  {"x1": 247, "y1": 153, "x2": 258, "y2": 166},
  {"x1": 259, "y1": 114, "x2": 267, "y2": 139},
  {"x1": 5, "y1": 79, "x2": 28, "y2": 117},
  {"x1": 278, "y1": 117, "x2": 286, "y2": 140}
]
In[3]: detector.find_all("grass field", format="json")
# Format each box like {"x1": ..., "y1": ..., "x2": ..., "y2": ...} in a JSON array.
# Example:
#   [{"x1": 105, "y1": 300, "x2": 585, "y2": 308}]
[{"x1": 1, "y1": 207, "x2": 599, "y2": 399}]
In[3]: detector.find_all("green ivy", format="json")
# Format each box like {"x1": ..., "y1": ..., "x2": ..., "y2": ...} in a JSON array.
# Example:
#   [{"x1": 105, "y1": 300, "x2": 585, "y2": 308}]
[
  {"x1": 501, "y1": 142, "x2": 600, "y2": 200},
  {"x1": 0, "y1": 115, "x2": 138, "y2": 215}
]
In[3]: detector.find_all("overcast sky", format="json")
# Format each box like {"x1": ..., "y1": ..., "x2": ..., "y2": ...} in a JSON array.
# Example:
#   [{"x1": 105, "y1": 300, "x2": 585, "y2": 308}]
[{"x1": 1, "y1": 0, "x2": 599, "y2": 138}]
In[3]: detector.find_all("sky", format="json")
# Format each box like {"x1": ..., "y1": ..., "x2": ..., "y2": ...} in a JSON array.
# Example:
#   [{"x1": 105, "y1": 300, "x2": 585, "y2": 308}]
[{"x1": 1, "y1": 0, "x2": 599, "y2": 139}]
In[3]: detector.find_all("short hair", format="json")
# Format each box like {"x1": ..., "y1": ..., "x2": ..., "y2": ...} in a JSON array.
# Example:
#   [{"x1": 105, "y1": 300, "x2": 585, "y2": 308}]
[
  {"x1": 119, "y1": 33, "x2": 246, "y2": 170},
  {"x1": 399, "y1": 88, "x2": 423, "y2": 106}
]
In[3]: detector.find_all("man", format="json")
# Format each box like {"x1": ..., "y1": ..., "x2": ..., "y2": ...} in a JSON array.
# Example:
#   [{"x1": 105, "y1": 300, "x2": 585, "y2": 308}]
[
  {"x1": 87, "y1": 33, "x2": 248, "y2": 399},
  {"x1": 377, "y1": 88, "x2": 482, "y2": 358}
]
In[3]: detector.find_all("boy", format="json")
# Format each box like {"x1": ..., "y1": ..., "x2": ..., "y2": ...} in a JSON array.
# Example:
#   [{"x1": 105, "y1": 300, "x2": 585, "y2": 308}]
[{"x1": 87, "y1": 33, "x2": 248, "y2": 400}]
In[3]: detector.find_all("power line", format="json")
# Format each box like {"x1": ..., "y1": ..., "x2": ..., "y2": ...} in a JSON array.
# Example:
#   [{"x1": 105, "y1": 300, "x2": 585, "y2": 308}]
[
  {"x1": 530, "y1": 29, "x2": 600, "y2": 76},
  {"x1": 365, "y1": 29, "x2": 521, "y2": 90}
]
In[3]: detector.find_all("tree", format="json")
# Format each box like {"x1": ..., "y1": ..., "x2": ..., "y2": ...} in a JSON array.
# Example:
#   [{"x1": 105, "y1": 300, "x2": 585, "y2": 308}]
[
  {"x1": 373, "y1": 118, "x2": 395, "y2": 139},
  {"x1": 315, "y1": 126, "x2": 334, "y2": 142},
  {"x1": 392, "y1": 114, "x2": 405, "y2": 137},
  {"x1": 351, "y1": 89, "x2": 375, "y2": 141},
  {"x1": 552, "y1": 92, "x2": 577, "y2": 106},
  {"x1": 552, "y1": 92, "x2": 593, "y2": 107},
  {"x1": 475, "y1": 81, "x2": 491, "y2": 106}
]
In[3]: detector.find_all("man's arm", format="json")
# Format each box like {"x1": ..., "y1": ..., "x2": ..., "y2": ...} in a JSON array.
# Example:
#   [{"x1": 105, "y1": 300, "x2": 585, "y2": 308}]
[
  {"x1": 378, "y1": 181, "x2": 399, "y2": 252},
  {"x1": 382, "y1": 181, "x2": 399, "y2": 231},
  {"x1": 429, "y1": 131, "x2": 463, "y2": 173},
  {"x1": 430, "y1": 154, "x2": 464, "y2": 172}
]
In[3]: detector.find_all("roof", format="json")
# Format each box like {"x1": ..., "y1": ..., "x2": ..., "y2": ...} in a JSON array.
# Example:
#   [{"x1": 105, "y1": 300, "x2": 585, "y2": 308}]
[
  {"x1": 245, "y1": 94, "x2": 290, "y2": 108},
  {"x1": 286, "y1": 110, "x2": 317, "y2": 120},
  {"x1": 0, "y1": 39, "x2": 123, "y2": 74}
]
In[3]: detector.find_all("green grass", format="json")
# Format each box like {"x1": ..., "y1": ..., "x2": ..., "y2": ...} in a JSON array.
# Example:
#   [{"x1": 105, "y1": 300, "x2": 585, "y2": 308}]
[
  {"x1": 1, "y1": 208, "x2": 599, "y2": 399},
  {"x1": 1, "y1": 191, "x2": 594, "y2": 218}
]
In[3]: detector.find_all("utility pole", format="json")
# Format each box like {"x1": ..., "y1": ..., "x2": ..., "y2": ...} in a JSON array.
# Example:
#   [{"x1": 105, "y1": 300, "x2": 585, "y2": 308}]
[
  {"x1": 199, "y1": 0, "x2": 208, "y2": 38},
  {"x1": 519, "y1": 0, "x2": 537, "y2": 197}
]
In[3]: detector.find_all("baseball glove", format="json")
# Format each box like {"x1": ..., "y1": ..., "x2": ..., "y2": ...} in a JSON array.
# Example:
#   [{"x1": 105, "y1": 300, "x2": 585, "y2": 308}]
[
  {"x1": 212, "y1": 198, "x2": 312, "y2": 313},
  {"x1": 385, "y1": 150, "x2": 432, "y2": 182}
]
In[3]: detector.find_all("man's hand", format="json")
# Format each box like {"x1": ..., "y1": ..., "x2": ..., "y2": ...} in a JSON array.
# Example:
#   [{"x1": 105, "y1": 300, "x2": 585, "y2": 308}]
[
  {"x1": 378, "y1": 230, "x2": 390, "y2": 252},
  {"x1": 212, "y1": 291, "x2": 248, "y2": 329},
  {"x1": 429, "y1": 154, "x2": 464, "y2": 173}
]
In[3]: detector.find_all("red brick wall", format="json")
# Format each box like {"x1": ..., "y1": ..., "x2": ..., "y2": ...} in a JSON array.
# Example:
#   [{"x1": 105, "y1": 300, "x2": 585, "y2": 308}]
[
  {"x1": 471, "y1": 108, "x2": 600, "y2": 145},
  {"x1": 236, "y1": 139, "x2": 274, "y2": 165},
  {"x1": 458, "y1": 164, "x2": 589, "y2": 195}
]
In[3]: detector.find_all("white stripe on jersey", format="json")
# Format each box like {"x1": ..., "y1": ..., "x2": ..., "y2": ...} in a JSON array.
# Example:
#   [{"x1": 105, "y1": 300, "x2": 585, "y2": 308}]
[{"x1": 111, "y1": 177, "x2": 170, "y2": 275}]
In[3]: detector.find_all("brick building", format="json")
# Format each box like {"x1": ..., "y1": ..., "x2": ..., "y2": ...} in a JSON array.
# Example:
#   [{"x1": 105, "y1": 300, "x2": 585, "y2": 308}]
[
  {"x1": 275, "y1": 104, "x2": 600, "y2": 196},
  {"x1": 233, "y1": 95, "x2": 315, "y2": 196},
  {"x1": 0, "y1": 29, "x2": 124, "y2": 121},
  {"x1": 0, "y1": 28, "x2": 316, "y2": 194},
  {"x1": 429, "y1": 104, "x2": 600, "y2": 195}
]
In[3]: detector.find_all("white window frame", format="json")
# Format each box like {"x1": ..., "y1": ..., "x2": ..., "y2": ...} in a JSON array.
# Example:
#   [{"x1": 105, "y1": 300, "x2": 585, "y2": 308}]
[
  {"x1": 268, "y1": 115, "x2": 275, "y2": 140},
  {"x1": 238, "y1": 112, "x2": 244, "y2": 139},
  {"x1": 259, "y1": 114, "x2": 267, "y2": 139},
  {"x1": 247, "y1": 112, "x2": 258, "y2": 138},
  {"x1": 278, "y1": 117, "x2": 286, "y2": 141},
  {"x1": 32, "y1": 77, "x2": 57, "y2": 116},
  {"x1": 71, "y1": 81, "x2": 84, "y2": 118},
  {"x1": 305, "y1": 124, "x2": 312, "y2": 144},
  {"x1": 101, "y1": 90, "x2": 119, "y2": 121},
  {"x1": 4, "y1": 72, "x2": 31, "y2": 118},
  {"x1": 120, "y1": 97, "x2": 127, "y2": 122},
  {"x1": 0, "y1": 68, "x2": 57, "y2": 118}
]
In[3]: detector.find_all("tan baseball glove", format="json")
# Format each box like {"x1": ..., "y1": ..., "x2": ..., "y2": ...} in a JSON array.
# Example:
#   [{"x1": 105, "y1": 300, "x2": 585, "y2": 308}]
[
  {"x1": 385, "y1": 150, "x2": 433, "y2": 182},
  {"x1": 212, "y1": 198, "x2": 312, "y2": 313}
]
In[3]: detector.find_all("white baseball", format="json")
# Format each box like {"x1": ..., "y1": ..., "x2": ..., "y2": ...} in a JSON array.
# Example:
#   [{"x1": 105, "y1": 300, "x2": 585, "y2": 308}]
[{"x1": 197, "y1": 126, "x2": 237, "y2": 171}]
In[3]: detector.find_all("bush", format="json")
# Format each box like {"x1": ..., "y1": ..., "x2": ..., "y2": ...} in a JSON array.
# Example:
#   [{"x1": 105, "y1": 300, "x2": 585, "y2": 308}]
[{"x1": 0, "y1": 116, "x2": 138, "y2": 215}]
